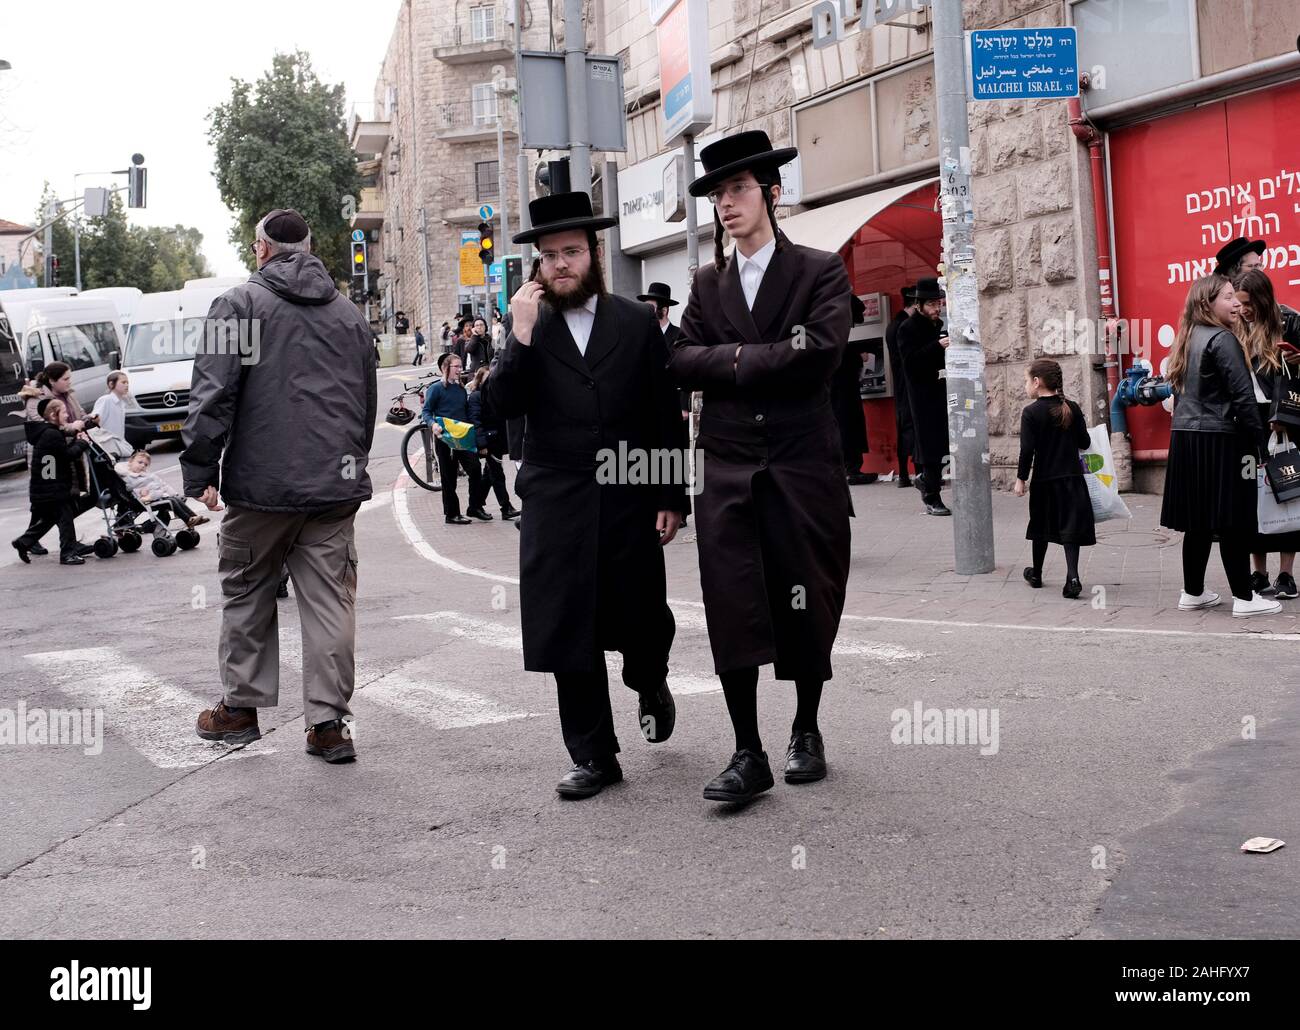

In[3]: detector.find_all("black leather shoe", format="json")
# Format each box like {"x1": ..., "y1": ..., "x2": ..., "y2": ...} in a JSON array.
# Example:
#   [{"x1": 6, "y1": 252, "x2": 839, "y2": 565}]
[
  {"x1": 784, "y1": 731, "x2": 827, "y2": 783},
  {"x1": 500, "y1": 505, "x2": 521, "y2": 520},
  {"x1": 897, "y1": 476, "x2": 912, "y2": 488},
  {"x1": 59, "y1": 553, "x2": 85, "y2": 566},
  {"x1": 556, "y1": 756, "x2": 623, "y2": 799},
  {"x1": 446, "y1": 515, "x2": 472, "y2": 525},
  {"x1": 11, "y1": 540, "x2": 30, "y2": 564},
  {"x1": 637, "y1": 680, "x2": 675, "y2": 743},
  {"x1": 1062, "y1": 577, "x2": 1083, "y2": 599},
  {"x1": 703, "y1": 749, "x2": 774, "y2": 803},
  {"x1": 466, "y1": 507, "x2": 493, "y2": 521},
  {"x1": 1023, "y1": 566, "x2": 1042, "y2": 588},
  {"x1": 925, "y1": 502, "x2": 952, "y2": 516},
  {"x1": 28, "y1": 543, "x2": 48, "y2": 556}
]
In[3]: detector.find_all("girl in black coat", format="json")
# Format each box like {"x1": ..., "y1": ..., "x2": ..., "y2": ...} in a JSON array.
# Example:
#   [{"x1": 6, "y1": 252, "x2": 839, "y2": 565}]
[
  {"x1": 12, "y1": 397, "x2": 88, "y2": 565},
  {"x1": 1014, "y1": 359, "x2": 1094, "y2": 598}
]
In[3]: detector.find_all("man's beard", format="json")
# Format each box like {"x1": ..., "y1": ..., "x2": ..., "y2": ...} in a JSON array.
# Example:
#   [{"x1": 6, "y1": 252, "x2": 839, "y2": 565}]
[{"x1": 540, "y1": 258, "x2": 606, "y2": 311}]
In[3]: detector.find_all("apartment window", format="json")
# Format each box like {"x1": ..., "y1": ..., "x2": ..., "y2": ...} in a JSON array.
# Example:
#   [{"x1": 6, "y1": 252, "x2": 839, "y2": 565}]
[
  {"x1": 471, "y1": 82, "x2": 497, "y2": 125},
  {"x1": 470, "y1": 5, "x2": 496, "y2": 43},
  {"x1": 475, "y1": 161, "x2": 501, "y2": 201}
]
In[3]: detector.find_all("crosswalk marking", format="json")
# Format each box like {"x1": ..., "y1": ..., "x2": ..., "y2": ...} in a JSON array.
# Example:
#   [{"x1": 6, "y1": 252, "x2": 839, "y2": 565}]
[
  {"x1": 671, "y1": 604, "x2": 927, "y2": 663},
  {"x1": 358, "y1": 675, "x2": 535, "y2": 730},
  {"x1": 23, "y1": 647, "x2": 276, "y2": 768}
]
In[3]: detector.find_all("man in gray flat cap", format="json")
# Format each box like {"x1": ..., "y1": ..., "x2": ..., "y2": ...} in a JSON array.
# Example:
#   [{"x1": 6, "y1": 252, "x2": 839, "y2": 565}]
[{"x1": 182, "y1": 208, "x2": 377, "y2": 764}]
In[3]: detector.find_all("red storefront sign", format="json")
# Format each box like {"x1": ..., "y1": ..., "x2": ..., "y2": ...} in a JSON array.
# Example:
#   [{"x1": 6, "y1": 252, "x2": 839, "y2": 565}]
[{"x1": 1109, "y1": 79, "x2": 1300, "y2": 458}]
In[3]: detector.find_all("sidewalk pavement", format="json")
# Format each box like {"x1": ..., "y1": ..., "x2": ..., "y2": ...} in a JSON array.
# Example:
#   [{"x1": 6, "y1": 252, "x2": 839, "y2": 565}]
[{"x1": 400, "y1": 467, "x2": 1300, "y2": 639}]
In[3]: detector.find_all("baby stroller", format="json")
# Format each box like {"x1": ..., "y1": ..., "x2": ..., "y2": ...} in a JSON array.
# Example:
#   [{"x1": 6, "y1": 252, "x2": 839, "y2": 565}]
[{"x1": 82, "y1": 429, "x2": 200, "y2": 558}]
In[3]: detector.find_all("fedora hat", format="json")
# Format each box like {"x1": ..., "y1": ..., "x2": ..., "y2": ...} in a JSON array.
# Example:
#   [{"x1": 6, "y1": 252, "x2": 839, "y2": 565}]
[
  {"x1": 636, "y1": 282, "x2": 679, "y2": 306},
  {"x1": 912, "y1": 277, "x2": 944, "y2": 302},
  {"x1": 513, "y1": 191, "x2": 616, "y2": 245},
  {"x1": 1214, "y1": 236, "x2": 1266, "y2": 275},
  {"x1": 688, "y1": 130, "x2": 798, "y2": 198}
]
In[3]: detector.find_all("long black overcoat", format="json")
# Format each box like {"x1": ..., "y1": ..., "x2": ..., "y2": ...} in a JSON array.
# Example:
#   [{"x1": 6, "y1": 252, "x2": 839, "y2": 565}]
[
  {"x1": 668, "y1": 234, "x2": 852, "y2": 680},
  {"x1": 898, "y1": 310, "x2": 949, "y2": 465},
  {"x1": 483, "y1": 294, "x2": 687, "y2": 673}
]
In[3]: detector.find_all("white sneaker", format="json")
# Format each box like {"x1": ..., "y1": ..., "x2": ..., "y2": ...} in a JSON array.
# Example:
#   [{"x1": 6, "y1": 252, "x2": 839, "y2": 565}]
[
  {"x1": 1178, "y1": 590, "x2": 1221, "y2": 610},
  {"x1": 1233, "y1": 593, "x2": 1283, "y2": 618}
]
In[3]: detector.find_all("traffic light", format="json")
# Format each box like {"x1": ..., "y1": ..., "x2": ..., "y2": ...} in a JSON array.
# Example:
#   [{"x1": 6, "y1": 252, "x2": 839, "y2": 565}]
[
  {"x1": 478, "y1": 220, "x2": 494, "y2": 265},
  {"x1": 127, "y1": 164, "x2": 147, "y2": 209},
  {"x1": 351, "y1": 241, "x2": 367, "y2": 279},
  {"x1": 50, "y1": 256, "x2": 60, "y2": 287}
]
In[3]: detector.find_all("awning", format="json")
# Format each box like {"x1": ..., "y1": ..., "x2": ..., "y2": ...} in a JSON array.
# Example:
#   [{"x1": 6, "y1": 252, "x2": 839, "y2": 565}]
[{"x1": 779, "y1": 178, "x2": 938, "y2": 251}]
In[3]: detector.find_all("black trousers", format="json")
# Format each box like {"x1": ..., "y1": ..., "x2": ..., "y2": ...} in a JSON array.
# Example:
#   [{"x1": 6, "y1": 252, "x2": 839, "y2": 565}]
[
  {"x1": 1183, "y1": 531, "x2": 1253, "y2": 601},
  {"x1": 894, "y1": 400, "x2": 914, "y2": 477},
  {"x1": 470, "y1": 452, "x2": 511, "y2": 511},
  {"x1": 18, "y1": 500, "x2": 78, "y2": 558},
  {"x1": 434, "y1": 437, "x2": 482, "y2": 519},
  {"x1": 553, "y1": 604, "x2": 675, "y2": 763},
  {"x1": 153, "y1": 496, "x2": 194, "y2": 526}
]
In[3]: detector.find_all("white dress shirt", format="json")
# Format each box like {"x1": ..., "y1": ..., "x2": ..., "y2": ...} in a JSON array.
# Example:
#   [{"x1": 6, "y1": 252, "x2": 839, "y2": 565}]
[
  {"x1": 563, "y1": 294, "x2": 599, "y2": 356},
  {"x1": 735, "y1": 236, "x2": 776, "y2": 311}
]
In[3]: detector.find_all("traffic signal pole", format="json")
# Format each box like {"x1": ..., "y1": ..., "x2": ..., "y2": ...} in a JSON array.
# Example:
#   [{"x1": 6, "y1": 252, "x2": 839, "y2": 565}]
[{"x1": 563, "y1": 0, "x2": 592, "y2": 193}]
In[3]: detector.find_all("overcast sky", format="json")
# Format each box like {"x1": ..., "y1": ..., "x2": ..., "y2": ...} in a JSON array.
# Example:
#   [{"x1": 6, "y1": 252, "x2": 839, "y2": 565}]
[{"x1": 0, "y1": 0, "x2": 402, "y2": 277}]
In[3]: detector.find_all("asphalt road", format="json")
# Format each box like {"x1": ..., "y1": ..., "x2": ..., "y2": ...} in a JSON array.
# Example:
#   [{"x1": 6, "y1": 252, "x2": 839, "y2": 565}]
[{"x1": 1, "y1": 365, "x2": 1296, "y2": 939}]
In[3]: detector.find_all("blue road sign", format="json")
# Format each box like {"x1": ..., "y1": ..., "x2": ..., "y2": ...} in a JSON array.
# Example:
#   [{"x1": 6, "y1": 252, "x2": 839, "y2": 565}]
[
  {"x1": 351, "y1": 229, "x2": 365, "y2": 242},
  {"x1": 488, "y1": 261, "x2": 504, "y2": 288},
  {"x1": 478, "y1": 204, "x2": 495, "y2": 221},
  {"x1": 969, "y1": 27, "x2": 1078, "y2": 101}
]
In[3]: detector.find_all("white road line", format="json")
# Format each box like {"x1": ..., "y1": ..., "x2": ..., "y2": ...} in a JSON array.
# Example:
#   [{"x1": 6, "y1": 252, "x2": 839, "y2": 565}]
[
  {"x1": 390, "y1": 477, "x2": 1291, "y2": 645},
  {"x1": 358, "y1": 491, "x2": 392, "y2": 515},
  {"x1": 669, "y1": 605, "x2": 925, "y2": 662},
  {"x1": 23, "y1": 647, "x2": 275, "y2": 768},
  {"x1": 358, "y1": 675, "x2": 535, "y2": 730}
]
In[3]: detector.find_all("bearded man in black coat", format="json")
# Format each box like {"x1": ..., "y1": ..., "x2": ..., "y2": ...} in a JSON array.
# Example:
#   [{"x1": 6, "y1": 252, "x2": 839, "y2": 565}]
[{"x1": 483, "y1": 192, "x2": 689, "y2": 800}]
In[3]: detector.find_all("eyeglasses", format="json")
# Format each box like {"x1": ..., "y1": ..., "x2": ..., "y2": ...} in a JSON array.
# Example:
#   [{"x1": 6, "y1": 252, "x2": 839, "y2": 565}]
[
  {"x1": 707, "y1": 182, "x2": 765, "y2": 206},
  {"x1": 538, "y1": 247, "x2": 589, "y2": 265},
  {"x1": 249, "y1": 239, "x2": 264, "y2": 253}
]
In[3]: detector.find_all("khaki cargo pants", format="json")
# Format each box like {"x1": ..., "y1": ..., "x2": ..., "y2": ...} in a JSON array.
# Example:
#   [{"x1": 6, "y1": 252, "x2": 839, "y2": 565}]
[{"x1": 216, "y1": 502, "x2": 360, "y2": 727}]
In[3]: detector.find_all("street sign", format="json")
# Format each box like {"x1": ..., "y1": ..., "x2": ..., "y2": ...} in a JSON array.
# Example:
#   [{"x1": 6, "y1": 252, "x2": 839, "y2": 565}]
[
  {"x1": 518, "y1": 51, "x2": 628, "y2": 152},
  {"x1": 459, "y1": 230, "x2": 485, "y2": 287},
  {"x1": 652, "y1": 0, "x2": 713, "y2": 144},
  {"x1": 351, "y1": 229, "x2": 365, "y2": 243},
  {"x1": 968, "y1": 27, "x2": 1079, "y2": 101},
  {"x1": 479, "y1": 204, "x2": 495, "y2": 221},
  {"x1": 488, "y1": 261, "x2": 503, "y2": 288}
]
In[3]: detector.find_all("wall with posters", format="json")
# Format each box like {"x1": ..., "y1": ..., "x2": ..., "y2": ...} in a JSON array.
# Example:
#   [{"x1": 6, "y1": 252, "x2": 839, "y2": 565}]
[{"x1": 1109, "y1": 79, "x2": 1300, "y2": 460}]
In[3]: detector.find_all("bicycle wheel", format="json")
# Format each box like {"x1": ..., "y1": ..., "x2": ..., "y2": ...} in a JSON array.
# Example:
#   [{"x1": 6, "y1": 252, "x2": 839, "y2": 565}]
[{"x1": 401, "y1": 421, "x2": 442, "y2": 491}]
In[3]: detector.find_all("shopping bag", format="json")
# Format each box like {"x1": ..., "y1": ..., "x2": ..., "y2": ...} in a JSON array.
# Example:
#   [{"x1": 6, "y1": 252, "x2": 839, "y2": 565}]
[
  {"x1": 1257, "y1": 465, "x2": 1300, "y2": 534},
  {"x1": 1264, "y1": 430, "x2": 1300, "y2": 502},
  {"x1": 1270, "y1": 360, "x2": 1300, "y2": 430},
  {"x1": 1079, "y1": 424, "x2": 1132, "y2": 523},
  {"x1": 434, "y1": 416, "x2": 478, "y2": 452}
]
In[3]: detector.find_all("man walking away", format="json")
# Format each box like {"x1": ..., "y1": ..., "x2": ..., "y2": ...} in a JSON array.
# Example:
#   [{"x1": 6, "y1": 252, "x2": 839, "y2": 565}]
[{"x1": 182, "y1": 208, "x2": 377, "y2": 764}]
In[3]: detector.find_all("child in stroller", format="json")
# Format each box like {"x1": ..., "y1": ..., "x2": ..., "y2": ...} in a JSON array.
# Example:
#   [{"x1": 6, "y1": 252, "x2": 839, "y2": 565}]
[{"x1": 121, "y1": 450, "x2": 212, "y2": 529}]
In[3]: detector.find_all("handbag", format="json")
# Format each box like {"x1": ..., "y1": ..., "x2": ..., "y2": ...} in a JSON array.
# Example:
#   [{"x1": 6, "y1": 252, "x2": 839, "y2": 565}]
[
  {"x1": 1264, "y1": 430, "x2": 1300, "y2": 502},
  {"x1": 1270, "y1": 358, "x2": 1300, "y2": 429}
]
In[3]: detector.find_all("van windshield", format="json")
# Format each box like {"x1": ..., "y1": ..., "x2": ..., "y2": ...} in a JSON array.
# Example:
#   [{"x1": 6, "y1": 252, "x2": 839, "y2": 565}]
[{"x1": 124, "y1": 318, "x2": 206, "y2": 366}]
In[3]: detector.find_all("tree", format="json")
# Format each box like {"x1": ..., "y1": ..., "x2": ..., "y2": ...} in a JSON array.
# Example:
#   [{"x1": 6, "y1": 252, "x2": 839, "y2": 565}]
[{"x1": 208, "y1": 50, "x2": 360, "y2": 283}]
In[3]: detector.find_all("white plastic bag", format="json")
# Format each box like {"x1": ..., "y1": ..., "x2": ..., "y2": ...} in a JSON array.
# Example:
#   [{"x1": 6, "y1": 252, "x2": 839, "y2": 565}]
[
  {"x1": 1080, "y1": 425, "x2": 1131, "y2": 523},
  {"x1": 1257, "y1": 432, "x2": 1300, "y2": 534}
]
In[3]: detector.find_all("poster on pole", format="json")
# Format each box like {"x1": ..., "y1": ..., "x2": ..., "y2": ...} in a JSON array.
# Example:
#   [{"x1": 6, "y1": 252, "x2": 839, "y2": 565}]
[
  {"x1": 652, "y1": 0, "x2": 713, "y2": 144},
  {"x1": 459, "y1": 230, "x2": 485, "y2": 288}
]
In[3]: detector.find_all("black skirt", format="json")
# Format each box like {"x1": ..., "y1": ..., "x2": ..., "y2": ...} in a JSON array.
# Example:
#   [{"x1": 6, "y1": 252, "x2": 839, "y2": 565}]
[
  {"x1": 1253, "y1": 402, "x2": 1300, "y2": 552},
  {"x1": 1161, "y1": 429, "x2": 1257, "y2": 535},
  {"x1": 1026, "y1": 474, "x2": 1096, "y2": 545}
]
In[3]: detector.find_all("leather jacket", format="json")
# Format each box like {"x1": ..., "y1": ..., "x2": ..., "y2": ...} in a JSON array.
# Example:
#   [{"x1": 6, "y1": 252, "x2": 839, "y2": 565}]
[{"x1": 1170, "y1": 324, "x2": 1264, "y2": 441}]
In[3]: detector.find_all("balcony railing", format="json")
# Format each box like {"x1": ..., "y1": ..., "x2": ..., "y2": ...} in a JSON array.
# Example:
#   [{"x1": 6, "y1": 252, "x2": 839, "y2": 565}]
[
  {"x1": 431, "y1": 99, "x2": 517, "y2": 143},
  {"x1": 434, "y1": 6, "x2": 514, "y2": 64}
]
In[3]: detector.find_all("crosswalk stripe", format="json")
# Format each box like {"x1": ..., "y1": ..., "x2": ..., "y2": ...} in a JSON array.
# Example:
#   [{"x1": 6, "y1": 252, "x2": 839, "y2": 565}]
[
  {"x1": 671, "y1": 604, "x2": 926, "y2": 662},
  {"x1": 22, "y1": 647, "x2": 276, "y2": 768},
  {"x1": 358, "y1": 675, "x2": 535, "y2": 730}
]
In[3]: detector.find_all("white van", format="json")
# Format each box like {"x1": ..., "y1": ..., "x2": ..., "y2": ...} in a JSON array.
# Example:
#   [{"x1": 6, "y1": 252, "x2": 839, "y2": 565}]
[
  {"x1": 80, "y1": 287, "x2": 142, "y2": 338},
  {"x1": 0, "y1": 293, "x2": 125, "y2": 468},
  {"x1": 120, "y1": 280, "x2": 245, "y2": 449}
]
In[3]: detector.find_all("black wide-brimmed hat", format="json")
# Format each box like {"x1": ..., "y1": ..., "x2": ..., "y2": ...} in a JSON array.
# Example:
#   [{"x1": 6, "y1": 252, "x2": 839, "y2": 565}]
[
  {"x1": 513, "y1": 191, "x2": 616, "y2": 244},
  {"x1": 1214, "y1": 236, "x2": 1266, "y2": 275},
  {"x1": 902, "y1": 285, "x2": 917, "y2": 302},
  {"x1": 912, "y1": 277, "x2": 944, "y2": 302},
  {"x1": 637, "y1": 282, "x2": 679, "y2": 306},
  {"x1": 688, "y1": 130, "x2": 798, "y2": 198}
]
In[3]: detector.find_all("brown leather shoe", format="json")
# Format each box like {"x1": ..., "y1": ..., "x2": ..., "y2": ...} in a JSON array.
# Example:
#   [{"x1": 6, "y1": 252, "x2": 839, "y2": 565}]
[
  {"x1": 195, "y1": 700, "x2": 261, "y2": 745},
  {"x1": 305, "y1": 719, "x2": 356, "y2": 763}
]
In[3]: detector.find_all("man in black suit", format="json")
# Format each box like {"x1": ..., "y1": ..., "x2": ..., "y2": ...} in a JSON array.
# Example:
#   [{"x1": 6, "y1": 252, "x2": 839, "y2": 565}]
[
  {"x1": 885, "y1": 286, "x2": 917, "y2": 487},
  {"x1": 898, "y1": 277, "x2": 951, "y2": 516},
  {"x1": 484, "y1": 191, "x2": 689, "y2": 800}
]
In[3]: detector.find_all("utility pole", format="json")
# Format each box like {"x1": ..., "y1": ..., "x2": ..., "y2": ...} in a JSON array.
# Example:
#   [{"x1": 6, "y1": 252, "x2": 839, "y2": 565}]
[
  {"x1": 496, "y1": 113, "x2": 510, "y2": 248},
  {"x1": 417, "y1": 206, "x2": 434, "y2": 344},
  {"x1": 562, "y1": 0, "x2": 592, "y2": 194},
  {"x1": 683, "y1": 134, "x2": 699, "y2": 281},
  {"x1": 933, "y1": 0, "x2": 994, "y2": 575},
  {"x1": 511, "y1": 0, "x2": 532, "y2": 266},
  {"x1": 43, "y1": 201, "x2": 55, "y2": 286}
]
